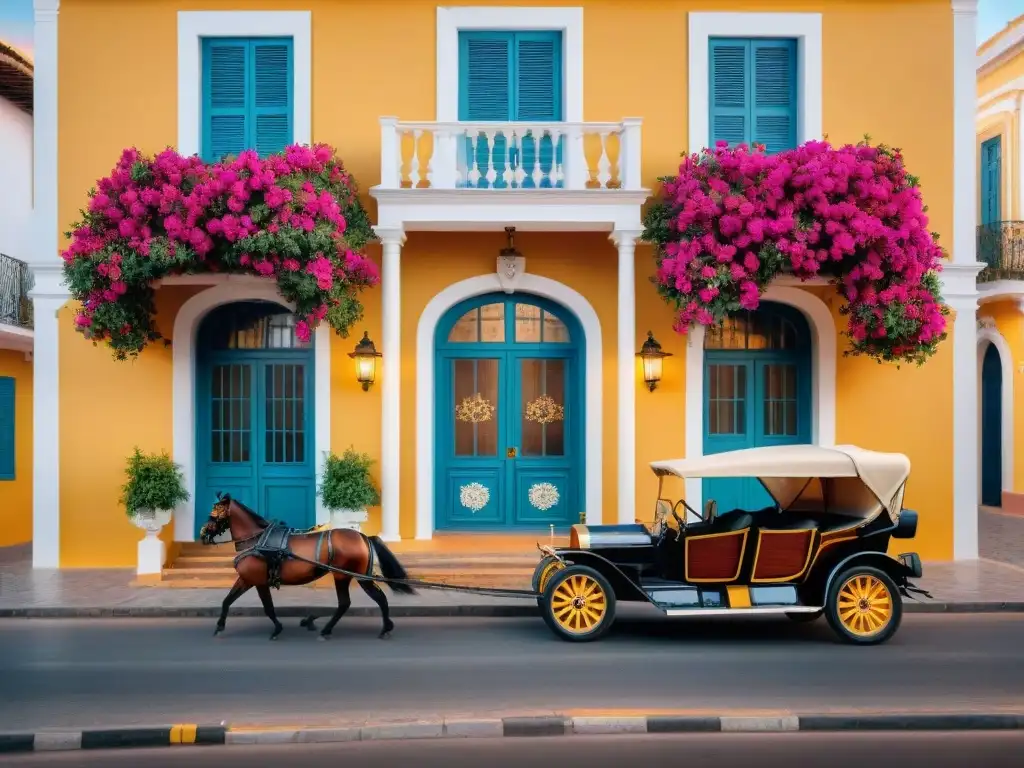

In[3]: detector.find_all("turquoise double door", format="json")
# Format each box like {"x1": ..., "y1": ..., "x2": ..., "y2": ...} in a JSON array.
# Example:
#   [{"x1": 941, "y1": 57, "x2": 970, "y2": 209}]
[
  {"x1": 194, "y1": 302, "x2": 316, "y2": 535},
  {"x1": 435, "y1": 294, "x2": 582, "y2": 530},
  {"x1": 703, "y1": 303, "x2": 812, "y2": 512}
]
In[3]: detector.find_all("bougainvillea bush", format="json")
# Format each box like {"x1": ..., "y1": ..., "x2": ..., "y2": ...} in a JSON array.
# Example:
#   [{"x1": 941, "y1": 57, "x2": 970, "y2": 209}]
[
  {"x1": 62, "y1": 144, "x2": 377, "y2": 360},
  {"x1": 641, "y1": 138, "x2": 949, "y2": 365}
]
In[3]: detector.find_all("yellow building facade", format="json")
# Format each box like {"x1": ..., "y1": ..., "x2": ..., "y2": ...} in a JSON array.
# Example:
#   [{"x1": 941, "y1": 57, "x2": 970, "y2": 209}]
[
  {"x1": 18, "y1": 0, "x2": 983, "y2": 572},
  {"x1": 977, "y1": 12, "x2": 1024, "y2": 514}
]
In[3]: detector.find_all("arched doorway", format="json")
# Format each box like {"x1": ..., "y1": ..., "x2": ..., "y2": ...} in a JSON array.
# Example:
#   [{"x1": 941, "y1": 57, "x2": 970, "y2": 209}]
[
  {"x1": 434, "y1": 293, "x2": 584, "y2": 531},
  {"x1": 703, "y1": 301, "x2": 813, "y2": 511},
  {"x1": 981, "y1": 342, "x2": 1003, "y2": 508},
  {"x1": 194, "y1": 300, "x2": 316, "y2": 535}
]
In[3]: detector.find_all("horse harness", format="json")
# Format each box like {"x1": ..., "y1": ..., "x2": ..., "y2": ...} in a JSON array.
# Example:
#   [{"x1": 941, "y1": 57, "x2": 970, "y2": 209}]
[{"x1": 234, "y1": 522, "x2": 359, "y2": 589}]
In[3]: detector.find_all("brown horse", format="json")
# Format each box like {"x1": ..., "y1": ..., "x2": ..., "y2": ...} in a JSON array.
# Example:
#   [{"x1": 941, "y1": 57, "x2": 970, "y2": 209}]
[{"x1": 198, "y1": 493, "x2": 416, "y2": 641}]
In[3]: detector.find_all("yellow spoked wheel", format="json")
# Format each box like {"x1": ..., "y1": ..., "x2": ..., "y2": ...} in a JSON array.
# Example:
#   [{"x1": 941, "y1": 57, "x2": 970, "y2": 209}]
[
  {"x1": 825, "y1": 566, "x2": 903, "y2": 645},
  {"x1": 532, "y1": 556, "x2": 566, "y2": 595},
  {"x1": 541, "y1": 565, "x2": 616, "y2": 642}
]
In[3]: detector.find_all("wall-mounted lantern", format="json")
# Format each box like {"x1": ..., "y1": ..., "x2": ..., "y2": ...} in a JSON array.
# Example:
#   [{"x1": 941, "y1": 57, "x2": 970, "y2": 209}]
[
  {"x1": 637, "y1": 331, "x2": 672, "y2": 392},
  {"x1": 348, "y1": 331, "x2": 382, "y2": 391}
]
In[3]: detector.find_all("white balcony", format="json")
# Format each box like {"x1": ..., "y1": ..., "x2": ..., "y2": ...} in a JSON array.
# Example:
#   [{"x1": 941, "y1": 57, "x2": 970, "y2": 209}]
[{"x1": 370, "y1": 118, "x2": 649, "y2": 233}]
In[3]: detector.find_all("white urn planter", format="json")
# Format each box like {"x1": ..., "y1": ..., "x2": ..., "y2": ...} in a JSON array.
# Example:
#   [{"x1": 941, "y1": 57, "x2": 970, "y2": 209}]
[
  {"x1": 129, "y1": 507, "x2": 173, "y2": 575},
  {"x1": 329, "y1": 507, "x2": 368, "y2": 531}
]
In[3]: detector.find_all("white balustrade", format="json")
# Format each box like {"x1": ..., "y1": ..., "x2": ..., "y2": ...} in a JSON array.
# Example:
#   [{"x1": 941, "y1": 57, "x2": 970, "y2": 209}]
[{"x1": 377, "y1": 118, "x2": 643, "y2": 192}]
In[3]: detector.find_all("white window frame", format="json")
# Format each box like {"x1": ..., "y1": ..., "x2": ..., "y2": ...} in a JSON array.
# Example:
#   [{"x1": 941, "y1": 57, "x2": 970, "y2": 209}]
[
  {"x1": 688, "y1": 12, "x2": 822, "y2": 154},
  {"x1": 177, "y1": 11, "x2": 312, "y2": 157},
  {"x1": 435, "y1": 6, "x2": 584, "y2": 123}
]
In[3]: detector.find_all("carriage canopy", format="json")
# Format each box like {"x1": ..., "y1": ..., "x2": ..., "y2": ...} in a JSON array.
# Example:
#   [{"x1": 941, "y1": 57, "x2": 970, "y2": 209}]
[{"x1": 649, "y1": 445, "x2": 911, "y2": 524}]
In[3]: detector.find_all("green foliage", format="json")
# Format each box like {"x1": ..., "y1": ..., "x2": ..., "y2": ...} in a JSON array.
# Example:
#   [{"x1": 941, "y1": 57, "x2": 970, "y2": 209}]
[
  {"x1": 318, "y1": 447, "x2": 381, "y2": 511},
  {"x1": 119, "y1": 447, "x2": 190, "y2": 516}
]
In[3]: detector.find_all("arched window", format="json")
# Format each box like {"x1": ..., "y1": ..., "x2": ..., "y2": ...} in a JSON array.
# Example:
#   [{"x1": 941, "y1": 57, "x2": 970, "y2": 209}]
[
  {"x1": 198, "y1": 301, "x2": 310, "y2": 350},
  {"x1": 446, "y1": 301, "x2": 570, "y2": 344}
]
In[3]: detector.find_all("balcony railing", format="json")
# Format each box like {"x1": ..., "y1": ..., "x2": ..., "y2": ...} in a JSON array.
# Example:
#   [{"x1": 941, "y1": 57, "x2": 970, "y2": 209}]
[
  {"x1": 977, "y1": 221, "x2": 1024, "y2": 283},
  {"x1": 0, "y1": 253, "x2": 33, "y2": 329},
  {"x1": 377, "y1": 118, "x2": 642, "y2": 192}
]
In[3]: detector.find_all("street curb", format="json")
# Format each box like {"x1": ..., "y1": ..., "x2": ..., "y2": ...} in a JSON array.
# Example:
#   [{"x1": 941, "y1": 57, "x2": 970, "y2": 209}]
[
  {"x1": 2, "y1": 601, "x2": 1024, "y2": 619},
  {"x1": 3, "y1": 713, "x2": 1024, "y2": 753}
]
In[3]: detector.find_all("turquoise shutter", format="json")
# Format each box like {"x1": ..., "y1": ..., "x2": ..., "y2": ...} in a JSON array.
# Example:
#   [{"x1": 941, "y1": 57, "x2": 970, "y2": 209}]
[
  {"x1": 981, "y1": 136, "x2": 1002, "y2": 226},
  {"x1": 202, "y1": 39, "x2": 249, "y2": 162},
  {"x1": 751, "y1": 40, "x2": 797, "y2": 153},
  {"x1": 252, "y1": 39, "x2": 294, "y2": 156},
  {"x1": 515, "y1": 32, "x2": 563, "y2": 188},
  {"x1": 460, "y1": 32, "x2": 513, "y2": 187},
  {"x1": 201, "y1": 37, "x2": 293, "y2": 161},
  {"x1": 709, "y1": 39, "x2": 750, "y2": 148},
  {"x1": 0, "y1": 376, "x2": 14, "y2": 480}
]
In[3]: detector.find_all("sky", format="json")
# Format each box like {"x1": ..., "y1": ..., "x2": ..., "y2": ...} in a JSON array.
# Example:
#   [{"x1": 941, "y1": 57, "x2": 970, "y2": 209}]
[{"x1": 0, "y1": 0, "x2": 1022, "y2": 62}]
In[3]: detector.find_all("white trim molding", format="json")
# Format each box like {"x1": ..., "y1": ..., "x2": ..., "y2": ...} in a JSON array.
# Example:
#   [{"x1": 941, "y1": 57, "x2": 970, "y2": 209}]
[
  {"x1": 171, "y1": 278, "x2": 331, "y2": 541},
  {"x1": 436, "y1": 6, "x2": 584, "y2": 122},
  {"x1": 687, "y1": 12, "x2": 823, "y2": 155},
  {"x1": 177, "y1": 11, "x2": 312, "y2": 156},
  {"x1": 977, "y1": 326, "x2": 1014, "y2": 499},
  {"x1": 415, "y1": 273, "x2": 603, "y2": 539},
  {"x1": 683, "y1": 284, "x2": 837, "y2": 510}
]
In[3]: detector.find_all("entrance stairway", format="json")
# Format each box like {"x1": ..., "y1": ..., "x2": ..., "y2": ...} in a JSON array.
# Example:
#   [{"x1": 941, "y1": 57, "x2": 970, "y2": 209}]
[{"x1": 145, "y1": 533, "x2": 566, "y2": 590}]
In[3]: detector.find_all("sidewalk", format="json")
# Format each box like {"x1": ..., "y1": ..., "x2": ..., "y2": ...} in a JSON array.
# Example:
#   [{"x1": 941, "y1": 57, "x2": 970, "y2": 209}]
[{"x1": 2, "y1": 540, "x2": 1024, "y2": 617}]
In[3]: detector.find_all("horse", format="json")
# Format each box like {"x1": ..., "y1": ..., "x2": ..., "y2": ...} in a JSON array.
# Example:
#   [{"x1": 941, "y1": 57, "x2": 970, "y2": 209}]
[{"x1": 198, "y1": 493, "x2": 416, "y2": 641}]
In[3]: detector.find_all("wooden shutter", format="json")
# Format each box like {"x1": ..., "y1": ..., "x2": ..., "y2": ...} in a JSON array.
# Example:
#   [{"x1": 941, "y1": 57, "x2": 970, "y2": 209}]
[
  {"x1": 202, "y1": 37, "x2": 293, "y2": 161},
  {"x1": 0, "y1": 376, "x2": 14, "y2": 480},
  {"x1": 514, "y1": 32, "x2": 562, "y2": 121},
  {"x1": 202, "y1": 39, "x2": 249, "y2": 162},
  {"x1": 252, "y1": 39, "x2": 294, "y2": 156},
  {"x1": 751, "y1": 40, "x2": 797, "y2": 154},
  {"x1": 981, "y1": 136, "x2": 1002, "y2": 226},
  {"x1": 515, "y1": 32, "x2": 562, "y2": 186},
  {"x1": 460, "y1": 32, "x2": 513, "y2": 121},
  {"x1": 709, "y1": 39, "x2": 750, "y2": 148}
]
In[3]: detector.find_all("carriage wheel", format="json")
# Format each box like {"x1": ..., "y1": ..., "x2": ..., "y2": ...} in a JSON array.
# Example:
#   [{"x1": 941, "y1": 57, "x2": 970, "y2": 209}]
[
  {"x1": 824, "y1": 566, "x2": 902, "y2": 645},
  {"x1": 541, "y1": 565, "x2": 616, "y2": 642},
  {"x1": 532, "y1": 555, "x2": 566, "y2": 595}
]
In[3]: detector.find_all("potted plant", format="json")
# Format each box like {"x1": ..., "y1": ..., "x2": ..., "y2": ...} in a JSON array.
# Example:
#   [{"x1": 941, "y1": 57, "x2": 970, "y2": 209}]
[
  {"x1": 120, "y1": 447, "x2": 190, "y2": 575},
  {"x1": 318, "y1": 447, "x2": 380, "y2": 531}
]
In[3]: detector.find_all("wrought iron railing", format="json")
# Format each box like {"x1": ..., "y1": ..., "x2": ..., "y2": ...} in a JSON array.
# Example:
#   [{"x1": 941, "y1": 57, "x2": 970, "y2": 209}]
[
  {"x1": 0, "y1": 253, "x2": 33, "y2": 329},
  {"x1": 977, "y1": 221, "x2": 1024, "y2": 283}
]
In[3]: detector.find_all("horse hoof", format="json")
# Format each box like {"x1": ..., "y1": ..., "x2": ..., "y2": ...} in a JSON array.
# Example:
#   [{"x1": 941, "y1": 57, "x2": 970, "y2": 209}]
[
  {"x1": 379, "y1": 631, "x2": 391, "y2": 640},
  {"x1": 317, "y1": 634, "x2": 330, "y2": 642},
  {"x1": 213, "y1": 628, "x2": 224, "y2": 637}
]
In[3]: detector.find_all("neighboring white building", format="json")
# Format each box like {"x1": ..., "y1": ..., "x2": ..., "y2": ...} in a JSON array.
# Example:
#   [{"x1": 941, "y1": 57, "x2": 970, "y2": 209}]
[{"x1": 0, "y1": 42, "x2": 32, "y2": 266}]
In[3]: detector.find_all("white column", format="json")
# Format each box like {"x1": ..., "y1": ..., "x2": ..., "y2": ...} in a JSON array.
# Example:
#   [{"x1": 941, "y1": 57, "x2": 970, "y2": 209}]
[
  {"x1": 611, "y1": 230, "x2": 640, "y2": 525},
  {"x1": 29, "y1": 269, "x2": 67, "y2": 569},
  {"x1": 945, "y1": 270, "x2": 982, "y2": 560},
  {"x1": 949, "y1": 0, "x2": 984, "y2": 560},
  {"x1": 375, "y1": 227, "x2": 405, "y2": 541},
  {"x1": 29, "y1": 0, "x2": 62, "y2": 569}
]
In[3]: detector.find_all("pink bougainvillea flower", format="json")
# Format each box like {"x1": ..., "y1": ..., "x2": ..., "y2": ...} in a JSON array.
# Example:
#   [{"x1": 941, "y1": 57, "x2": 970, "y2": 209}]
[
  {"x1": 644, "y1": 137, "x2": 949, "y2": 365},
  {"x1": 60, "y1": 143, "x2": 379, "y2": 360}
]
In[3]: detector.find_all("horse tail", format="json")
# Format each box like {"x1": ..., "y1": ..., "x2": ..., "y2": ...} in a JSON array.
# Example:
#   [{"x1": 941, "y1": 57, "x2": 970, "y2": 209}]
[{"x1": 368, "y1": 535, "x2": 417, "y2": 595}]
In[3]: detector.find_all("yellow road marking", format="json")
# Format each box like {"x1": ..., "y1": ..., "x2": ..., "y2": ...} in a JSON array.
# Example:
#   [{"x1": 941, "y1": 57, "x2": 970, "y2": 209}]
[{"x1": 170, "y1": 724, "x2": 198, "y2": 744}]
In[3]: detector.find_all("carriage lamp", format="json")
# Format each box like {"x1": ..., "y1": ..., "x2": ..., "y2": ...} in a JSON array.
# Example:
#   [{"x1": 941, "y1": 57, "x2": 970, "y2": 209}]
[
  {"x1": 637, "y1": 331, "x2": 672, "y2": 392},
  {"x1": 348, "y1": 331, "x2": 382, "y2": 391}
]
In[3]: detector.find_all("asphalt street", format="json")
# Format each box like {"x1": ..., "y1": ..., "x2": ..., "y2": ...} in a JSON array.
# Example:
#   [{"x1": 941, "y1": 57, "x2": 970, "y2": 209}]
[
  {"x1": 5, "y1": 733, "x2": 1024, "y2": 768},
  {"x1": 1, "y1": 614, "x2": 1022, "y2": 730}
]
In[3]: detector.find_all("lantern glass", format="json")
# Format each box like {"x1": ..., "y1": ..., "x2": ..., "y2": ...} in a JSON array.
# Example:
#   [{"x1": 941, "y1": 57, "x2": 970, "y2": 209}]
[
  {"x1": 642, "y1": 355, "x2": 663, "y2": 385},
  {"x1": 356, "y1": 355, "x2": 376, "y2": 385}
]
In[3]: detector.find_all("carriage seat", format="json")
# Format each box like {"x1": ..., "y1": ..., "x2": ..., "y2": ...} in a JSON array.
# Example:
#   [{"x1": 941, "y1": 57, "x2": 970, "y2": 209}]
[{"x1": 702, "y1": 510, "x2": 754, "y2": 534}]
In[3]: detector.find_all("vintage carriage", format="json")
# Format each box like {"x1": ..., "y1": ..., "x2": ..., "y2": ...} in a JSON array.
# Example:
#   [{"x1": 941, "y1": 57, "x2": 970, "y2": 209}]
[{"x1": 533, "y1": 444, "x2": 926, "y2": 645}]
